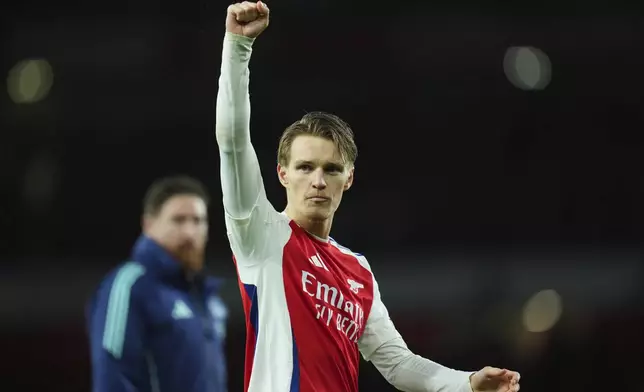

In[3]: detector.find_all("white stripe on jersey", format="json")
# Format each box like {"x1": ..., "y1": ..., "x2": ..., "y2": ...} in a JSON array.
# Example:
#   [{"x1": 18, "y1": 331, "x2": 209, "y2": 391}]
[{"x1": 235, "y1": 221, "x2": 296, "y2": 392}]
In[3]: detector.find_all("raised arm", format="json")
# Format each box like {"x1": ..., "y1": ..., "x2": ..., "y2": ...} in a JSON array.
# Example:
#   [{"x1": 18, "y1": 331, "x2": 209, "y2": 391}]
[
  {"x1": 216, "y1": 2, "x2": 282, "y2": 261},
  {"x1": 215, "y1": 1, "x2": 269, "y2": 220}
]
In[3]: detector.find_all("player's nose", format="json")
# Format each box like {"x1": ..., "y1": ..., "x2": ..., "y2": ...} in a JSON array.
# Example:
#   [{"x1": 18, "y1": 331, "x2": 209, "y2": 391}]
[{"x1": 311, "y1": 169, "x2": 327, "y2": 189}]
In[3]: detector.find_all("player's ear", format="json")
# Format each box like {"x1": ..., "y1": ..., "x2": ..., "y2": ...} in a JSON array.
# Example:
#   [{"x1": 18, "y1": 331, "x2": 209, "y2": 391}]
[
  {"x1": 277, "y1": 163, "x2": 289, "y2": 187},
  {"x1": 344, "y1": 166, "x2": 354, "y2": 191}
]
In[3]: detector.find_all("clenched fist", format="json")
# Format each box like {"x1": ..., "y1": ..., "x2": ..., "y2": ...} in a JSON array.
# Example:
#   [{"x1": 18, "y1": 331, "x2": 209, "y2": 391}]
[{"x1": 226, "y1": 1, "x2": 269, "y2": 38}]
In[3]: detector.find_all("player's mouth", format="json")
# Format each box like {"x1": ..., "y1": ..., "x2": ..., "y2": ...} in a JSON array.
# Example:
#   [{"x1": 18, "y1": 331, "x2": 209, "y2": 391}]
[{"x1": 307, "y1": 196, "x2": 330, "y2": 202}]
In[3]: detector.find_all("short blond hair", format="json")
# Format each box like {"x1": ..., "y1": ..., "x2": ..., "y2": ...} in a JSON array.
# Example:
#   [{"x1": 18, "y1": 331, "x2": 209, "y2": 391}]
[{"x1": 277, "y1": 111, "x2": 358, "y2": 166}]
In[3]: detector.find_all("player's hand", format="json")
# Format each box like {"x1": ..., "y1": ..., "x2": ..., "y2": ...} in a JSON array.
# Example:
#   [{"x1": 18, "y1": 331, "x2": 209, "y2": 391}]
[
  {"x1": 470, "y1": 366, "x2": 520, "y2": 392},
  {"x1": 226, "y1": 1, "x2": 269, "y2": 39}
]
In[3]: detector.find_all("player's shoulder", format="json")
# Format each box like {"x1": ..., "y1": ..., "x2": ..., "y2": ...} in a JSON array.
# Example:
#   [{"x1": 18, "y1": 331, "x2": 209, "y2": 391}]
[
  {"x1": 328, "y1": 237, "x2": 372, "y2": 272},
  {"x1": 224, "y1": 200, "x2": 290, "y2": 229},
  {"x1": 225, "y1": 206, "x2": 292, "y2": 257}
]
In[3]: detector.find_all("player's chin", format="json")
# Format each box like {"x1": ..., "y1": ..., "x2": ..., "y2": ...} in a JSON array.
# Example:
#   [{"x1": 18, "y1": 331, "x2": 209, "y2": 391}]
[{"x1": 303, "y1": 205, "x2": 333, "y2": 220}]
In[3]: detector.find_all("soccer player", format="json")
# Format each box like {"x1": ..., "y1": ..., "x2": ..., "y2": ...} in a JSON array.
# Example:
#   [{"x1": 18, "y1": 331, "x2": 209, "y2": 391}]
[
  {"x1": 87, "y1": 176, "x2": 229, "y2": 392},
  {"x1": 215, "y1": 2, "x2": 521, "y2": 391}
]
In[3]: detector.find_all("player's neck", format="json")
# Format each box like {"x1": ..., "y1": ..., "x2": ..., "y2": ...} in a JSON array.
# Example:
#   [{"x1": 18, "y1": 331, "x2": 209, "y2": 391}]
[
  {"x1": 285, "y1": 207, "x2": 333, "y2": 240},
  {"x1": 300, "y1": 219, "x2": 332, "y2": 240}
]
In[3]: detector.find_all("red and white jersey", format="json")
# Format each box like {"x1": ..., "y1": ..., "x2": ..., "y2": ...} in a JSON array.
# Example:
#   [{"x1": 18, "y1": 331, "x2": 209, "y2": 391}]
[
  {"x1": 226, "y1": 196, "x2": 384, "y2": 392},
  {"x1": 216, "y1": 32, "x2": 474, "y2": 392}
]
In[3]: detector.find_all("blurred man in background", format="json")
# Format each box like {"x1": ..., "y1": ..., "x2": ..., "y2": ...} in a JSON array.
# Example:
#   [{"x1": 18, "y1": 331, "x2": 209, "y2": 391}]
[{"x1": 86, "y1": 175, "x2": 228, "y2": 392}]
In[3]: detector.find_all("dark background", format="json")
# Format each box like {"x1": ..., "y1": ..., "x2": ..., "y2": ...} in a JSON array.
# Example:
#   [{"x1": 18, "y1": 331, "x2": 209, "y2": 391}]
[{"x1": 2, "y1": 1, "x2": 643, "y2": 391}]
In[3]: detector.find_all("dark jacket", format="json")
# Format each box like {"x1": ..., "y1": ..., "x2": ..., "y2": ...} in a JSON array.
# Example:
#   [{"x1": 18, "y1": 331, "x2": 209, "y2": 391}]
[{"x1": 87, "y1": 235, "x2": 228, "y2": 392}]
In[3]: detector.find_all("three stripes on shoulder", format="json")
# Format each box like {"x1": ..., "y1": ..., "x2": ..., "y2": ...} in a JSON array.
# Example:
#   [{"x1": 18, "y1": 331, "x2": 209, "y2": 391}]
[{"x1": 102, "y1": 262, "x2": 146, "y2": 359}]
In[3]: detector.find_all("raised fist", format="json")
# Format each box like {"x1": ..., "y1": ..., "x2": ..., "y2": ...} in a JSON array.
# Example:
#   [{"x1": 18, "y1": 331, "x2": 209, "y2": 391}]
[{"x1": 226, "y1": 1, "x2": 269, "y2": 39}]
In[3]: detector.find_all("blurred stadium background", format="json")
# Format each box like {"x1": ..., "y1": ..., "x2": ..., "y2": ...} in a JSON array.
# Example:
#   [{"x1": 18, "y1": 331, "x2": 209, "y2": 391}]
[{"x1": 2, "y1": 0, "x2": 644, "y2": 391}]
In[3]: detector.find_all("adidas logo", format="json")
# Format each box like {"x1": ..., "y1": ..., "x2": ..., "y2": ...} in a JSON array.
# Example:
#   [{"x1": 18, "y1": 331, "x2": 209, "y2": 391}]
[
  {"x1": 171, "y1": 299, "x2": 193, "y2": 320},
  {"x1": 308, "y1": 253, "x2": 329, "y2": 271}
]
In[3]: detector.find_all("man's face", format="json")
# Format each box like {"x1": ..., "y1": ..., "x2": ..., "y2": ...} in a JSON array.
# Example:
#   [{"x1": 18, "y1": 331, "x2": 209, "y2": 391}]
[
  {"x1": 278, "y1": 135, "x2": 354, "y2": 221},
  {"x1": 144, "y1": 195, "x2": 208, "y2": 272}
]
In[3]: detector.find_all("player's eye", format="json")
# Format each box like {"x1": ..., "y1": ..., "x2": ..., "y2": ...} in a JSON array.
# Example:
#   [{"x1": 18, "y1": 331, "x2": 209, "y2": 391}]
[
  {"x1": 297, "y1": 164, "x2": 313, "y2": 172},
  {"x1": 324, "y1": 164, "x2": 343, "y2": 174}
]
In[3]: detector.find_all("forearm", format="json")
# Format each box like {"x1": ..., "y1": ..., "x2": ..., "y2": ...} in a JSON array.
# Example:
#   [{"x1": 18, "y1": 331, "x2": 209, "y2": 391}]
[
  {"x1": 215, "y1": 32, "x2": 254, "y2": 152},
  {"x1": 215, "y1": 32, "x2": 264, "y2": 218},
  {"x1": 370, "y1": 337, "x2": 472, "y2": 392}
]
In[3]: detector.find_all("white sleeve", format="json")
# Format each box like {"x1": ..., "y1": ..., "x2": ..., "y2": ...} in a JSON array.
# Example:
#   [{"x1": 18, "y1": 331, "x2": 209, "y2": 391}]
[
  {"x1": 215, "y1": 32, "x2": 281, "y2": 263},
  {"x1": 358, "y1": 274, "x2": 474, "y2": 392}
]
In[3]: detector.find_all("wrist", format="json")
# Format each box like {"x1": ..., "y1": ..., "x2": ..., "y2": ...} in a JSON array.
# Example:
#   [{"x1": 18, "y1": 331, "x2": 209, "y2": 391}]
[
  {"x1": 222, "y1": 32, "x2": 254, "y2": 62},
  {"x1": 224, "y1": 32, "x2": 255, "y2": 45}
]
